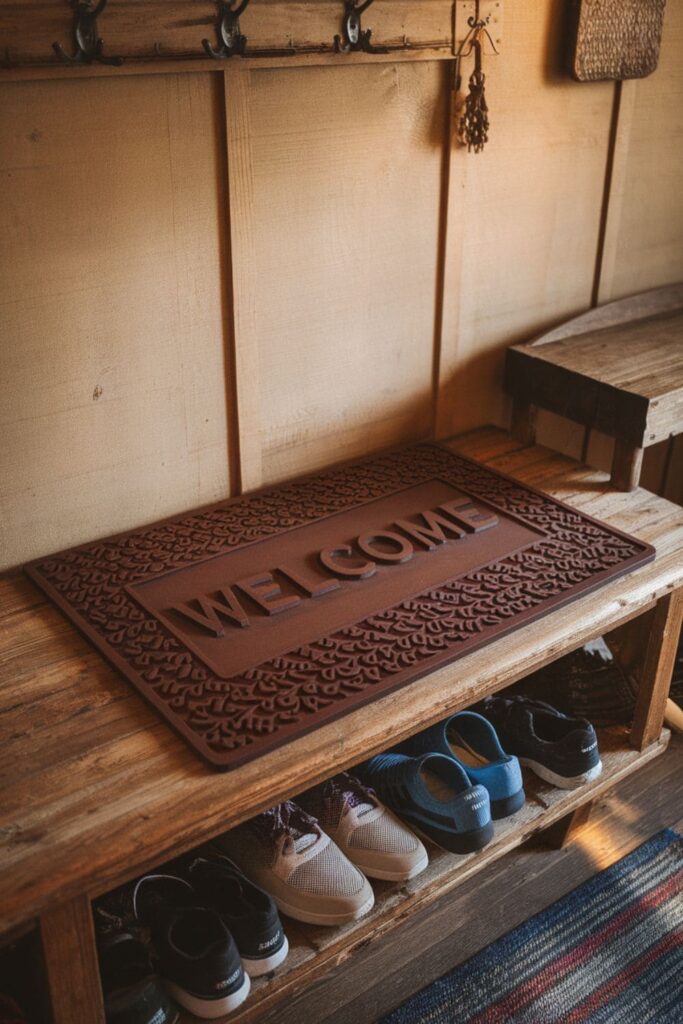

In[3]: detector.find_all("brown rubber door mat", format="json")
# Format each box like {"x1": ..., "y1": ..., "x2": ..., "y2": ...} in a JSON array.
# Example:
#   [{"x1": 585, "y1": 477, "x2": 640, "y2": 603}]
[{"x1": 26, "y1": 444, "x2": 654, "y2": 770}]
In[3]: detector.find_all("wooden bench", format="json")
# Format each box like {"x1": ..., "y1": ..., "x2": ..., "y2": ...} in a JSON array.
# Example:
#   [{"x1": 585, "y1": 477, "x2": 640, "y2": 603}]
[
  {"x1": 504, "y1": 284, "x2": 683, "y2": 491},
  {"x1": 1, "y1": 426, "x2": 682, "y2": 1023}
]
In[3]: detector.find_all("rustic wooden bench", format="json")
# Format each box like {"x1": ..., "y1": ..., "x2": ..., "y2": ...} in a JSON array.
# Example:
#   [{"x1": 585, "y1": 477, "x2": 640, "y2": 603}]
[
  {"x1": 1, "y1": 426, "x2": 682, "y2": 1024},
  {"x1": 504, "y1": 284, "x2": 683, "y2": 491}
]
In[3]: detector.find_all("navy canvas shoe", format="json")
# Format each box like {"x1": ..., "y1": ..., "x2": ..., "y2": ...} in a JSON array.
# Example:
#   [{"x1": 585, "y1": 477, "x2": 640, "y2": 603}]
[
  {"x1": 478, "y1": 695, "x2": 602, "y2": 790},
  {"x1": 133, "y1": 875, "x2": 250, "y2": 1019},
  {"x1": 397, "y1": 711, "x2": 525, "y2": 819},
  {"x1": 188, "y1": 853, "x2": 288, "y2": 977},
  {"x1": 358, "y1": 752, "x2": 493, "y2": 854}
]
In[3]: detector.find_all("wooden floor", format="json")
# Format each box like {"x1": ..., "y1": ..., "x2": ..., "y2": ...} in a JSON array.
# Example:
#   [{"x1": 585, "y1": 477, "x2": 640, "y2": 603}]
[{"x1": 262, "y1": 732, "x2": 683, "y2": 1024}]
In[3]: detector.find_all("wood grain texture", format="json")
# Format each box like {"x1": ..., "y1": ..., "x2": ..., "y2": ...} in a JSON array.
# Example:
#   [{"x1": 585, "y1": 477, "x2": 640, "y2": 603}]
[
  {"x1": 183, "y1": 729, "x2": 669, "y2": 1024},
  {"x1": 247, "y1": 61, "x2": 447, "y2": 485},
  {"x1": 631, "y1": 588, "x2": 683, "y2": 750},
  {"x1": 436, "y1": 0, "x2": 614, "y2": 440},
  {"x1": 40, "y1": 895, "x2": 105, "y2": 1024},
  {"x1": 597, "y1": 0, "x2": 683, "y2": 302},
  {"x1": 0, "y1": 73, "x2": 232, "y2": 571},
  {"x1": 1, "y1": 429, "x2": 681, "y2": 938},
  {"x1": 505, "y1": 308, "x2": 683, "y2": 449},
  {"x1": 0, "y1": 1, "x2": 455, "y2": 68}
]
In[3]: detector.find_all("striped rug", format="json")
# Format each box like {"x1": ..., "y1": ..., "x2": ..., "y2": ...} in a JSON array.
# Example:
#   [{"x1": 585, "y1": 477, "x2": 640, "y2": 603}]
[{"x1": 381, "y1": 830, "x2": 682, "y2": 1024}]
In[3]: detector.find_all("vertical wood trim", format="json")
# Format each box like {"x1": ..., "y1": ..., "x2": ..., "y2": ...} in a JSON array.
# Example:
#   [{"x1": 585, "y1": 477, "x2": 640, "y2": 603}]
[
  {"x1": 223, "y1": 66, "x2": 263, "y2": 493},
  {"x1": 430, "y1": 60, "x2": 456, "y2": 438},
  {"x1": 595, "y1": 79, "x2": 638, "y2": 306},
  {"x1": 631, "y1": 589, "x2": 683, "y2": 750},
  {"x1": 40, "y1": 895, "x2": 105, "y2": 1024}
]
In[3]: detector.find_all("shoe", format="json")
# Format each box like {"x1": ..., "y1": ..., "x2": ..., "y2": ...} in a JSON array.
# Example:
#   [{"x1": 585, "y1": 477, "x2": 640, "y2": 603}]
[
  {"x1": 98, "y1": 931, "x2": 179, "y2": 1024},
  {"x1": 478, "y1": 695, "x2": 602, "y2": 790},
  {"x1": 297, "y1": 772, "x2": 428, "y2": 881},
  {"x1": 188, "y1": 853, "x2": 288, "y2": 977},
  {"x1": 358, "y1": 752, "x2": 493, "y2": 854},
  {"x1": 133, "y1": 874, "x2": 250, "y2": 1019},
  {"x1": 397, "y1": 711, "x2": 525, "y2": 819},
  {"x1": 215, "y1": 802, "x2": 375, "y2": 927}
]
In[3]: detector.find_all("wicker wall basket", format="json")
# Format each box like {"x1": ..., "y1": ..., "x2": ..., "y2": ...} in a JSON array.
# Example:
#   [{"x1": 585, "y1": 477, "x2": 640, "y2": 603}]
[{"x1": 568, "y1": 0, "x2": 667, "y2": 81}]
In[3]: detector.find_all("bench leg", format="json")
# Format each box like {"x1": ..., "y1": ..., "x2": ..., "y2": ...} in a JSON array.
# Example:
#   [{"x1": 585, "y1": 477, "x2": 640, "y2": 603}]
[
  {"x1": 610, "y1": 439, "x2": 644, "y2": 491},
  {"x1": 541, "y1": 801, "x2": 593, "y2": 850},
  {"x1": 40, "y1": 895, "x2": 105, "y2": 1024},
  {"x1": 631, "y1": 590, "x2": 683, "y2": 750},
  {"x1": 510, "y1": 399, "x2": 537, "y2": 446}
]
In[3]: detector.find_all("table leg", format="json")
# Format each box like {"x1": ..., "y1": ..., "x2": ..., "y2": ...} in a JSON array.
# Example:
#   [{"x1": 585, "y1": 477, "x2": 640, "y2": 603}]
[
  {"x1": 541, "y1": 801, "x2": 593, "y2": 850},
  {"x1": 510, "y1": 399, "x2": 537, "y2": 446},
  {"x1": 631, "y1": 590, "x2": 683, "y2": 750},
  {"x1": 610, "y1": 439, "x2": 644, "y2": 491},
  {"x1": 40, "y1": 894, "x2": 105, "y2": 1024}
]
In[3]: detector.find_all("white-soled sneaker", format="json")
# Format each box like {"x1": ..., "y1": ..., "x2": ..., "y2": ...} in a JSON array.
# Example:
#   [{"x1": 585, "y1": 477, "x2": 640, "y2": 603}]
[
  {"x1": 215, "y1": 802, "x2": 374, "y2": 927},
  {"x1": 299, "y1": 773, "x2": 429, "y2": 882}
]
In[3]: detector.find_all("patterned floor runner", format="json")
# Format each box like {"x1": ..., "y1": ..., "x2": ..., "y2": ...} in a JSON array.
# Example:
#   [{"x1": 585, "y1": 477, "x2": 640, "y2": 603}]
[{"x1": 381, "y1": 829, "x2": 682, "y2": 1024}]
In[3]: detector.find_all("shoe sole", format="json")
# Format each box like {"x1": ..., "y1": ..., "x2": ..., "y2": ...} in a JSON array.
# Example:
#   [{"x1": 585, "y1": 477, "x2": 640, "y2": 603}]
[
  {"x1": 274, "y1": 891, "x2": 375, "y2": 927},
  {"x1": 241, "y1": 934, "x2": 289, "y2": 977},
  {"x1": 411, "y1": 819, "x2": 494, "y2": 855},
  {"x1": 351, "y1": 849, "x2": 429, "y2": 882},
  {"x1": 165, "y1": 973, "x2": 251, "y2": 1019},
  {"x1": 519, "y1": 758, "x2": 603, "y2": 790},
  {"x1": 490, "y1": 789, "x2": 526, "y2": 820}
]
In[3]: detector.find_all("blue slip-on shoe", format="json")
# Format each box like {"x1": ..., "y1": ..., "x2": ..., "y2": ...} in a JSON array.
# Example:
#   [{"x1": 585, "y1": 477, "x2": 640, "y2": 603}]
[
  {"x1": 397, "y1": 711, "x2": 525, "y2": 820},
  {"x1": 357, "y1": 752, "x2": 493, "y2": 855}
]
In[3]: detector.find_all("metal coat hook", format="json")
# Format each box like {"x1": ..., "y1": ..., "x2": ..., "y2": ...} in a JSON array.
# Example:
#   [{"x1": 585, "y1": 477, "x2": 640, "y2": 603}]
[
  {"x1": 53, "y1": 0, "x2": 123, "y2": 66},
  {"x1": 334, "y1": 0, "x2": 389, "y2": 55},
  {"x1": 203, "y1": 0, "x2": 250, "y2": 59}
]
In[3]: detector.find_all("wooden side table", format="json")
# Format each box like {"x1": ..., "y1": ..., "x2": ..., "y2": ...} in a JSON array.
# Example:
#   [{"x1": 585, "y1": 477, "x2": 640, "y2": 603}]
[{"x1": 504, "y1": 284, "x2": 683, "y2": 491}]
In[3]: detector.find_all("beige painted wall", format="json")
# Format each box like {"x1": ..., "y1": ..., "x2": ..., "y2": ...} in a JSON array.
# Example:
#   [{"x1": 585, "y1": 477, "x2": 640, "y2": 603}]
[{"x1": 1, "y1": 1, "x2": 682, "y2": 571}]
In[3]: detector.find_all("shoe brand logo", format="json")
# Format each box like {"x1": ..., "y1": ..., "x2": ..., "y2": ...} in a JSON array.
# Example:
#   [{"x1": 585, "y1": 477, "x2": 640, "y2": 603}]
[
  {"x1": 128, "y1": 480, "x2": 538, "y2": 679},
  {"x1": 216, "y1": 967, "x2": 242, "y2": 989},
  {"x1": 258, "y1": 932, "x2": 282, "y2": 950}
]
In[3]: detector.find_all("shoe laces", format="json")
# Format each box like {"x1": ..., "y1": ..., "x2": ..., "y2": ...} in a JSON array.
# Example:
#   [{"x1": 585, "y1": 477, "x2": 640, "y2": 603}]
[
  {"x1": 252, "y1": 801, "x2": 319, "y2": 845},
  {"x1": 323, "y1": 772, "x2": 376, "y2": 814}
]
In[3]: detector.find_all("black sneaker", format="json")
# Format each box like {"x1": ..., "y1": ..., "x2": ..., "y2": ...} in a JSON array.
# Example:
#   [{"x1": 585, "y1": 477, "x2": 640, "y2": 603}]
[
  {"x1": 478, "y1": 695, "x2": 602, "y2": 790},
  {"x1": 188, "y1": 853, "x2": 288, "y2": 977},
  {"x1": 98, "y1": 931, "x2": 178, "y2": 1024},
  {"x1": 133, "y1": 875, "x2": 250, "y2": 1020}
]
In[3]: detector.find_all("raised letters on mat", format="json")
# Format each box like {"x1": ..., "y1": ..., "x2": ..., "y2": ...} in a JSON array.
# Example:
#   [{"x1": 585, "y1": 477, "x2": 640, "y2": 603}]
[{"x1": 26, "y1": 445, "x2": 654, "y2": 770}]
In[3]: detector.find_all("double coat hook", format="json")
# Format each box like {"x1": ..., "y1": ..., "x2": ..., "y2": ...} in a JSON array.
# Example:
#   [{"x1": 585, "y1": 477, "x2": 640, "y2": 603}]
[
  {"x1": 334, "y1": 0, "x2": 389, "y2": 54},
  {"x1": 53, "y1": 0, "x2": 123, "y2": 66},
  {"x1": 203, "y1": 0, "x2": 250, "y2": 58}
]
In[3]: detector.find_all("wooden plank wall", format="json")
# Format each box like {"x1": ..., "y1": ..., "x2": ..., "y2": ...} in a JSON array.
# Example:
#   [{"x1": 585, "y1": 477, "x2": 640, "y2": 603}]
[{"x1": 1, "y1": 1, "x2": 682, "y2": 571}]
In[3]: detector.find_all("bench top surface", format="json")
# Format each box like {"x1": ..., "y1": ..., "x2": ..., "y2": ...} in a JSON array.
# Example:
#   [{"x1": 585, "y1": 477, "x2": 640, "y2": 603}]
[
  {"x1": 510, "y1": 309, "x2": 683, "y2": 401},
  {"x1": 2, "y1": 427, "x2": 683, "y2": 935}
]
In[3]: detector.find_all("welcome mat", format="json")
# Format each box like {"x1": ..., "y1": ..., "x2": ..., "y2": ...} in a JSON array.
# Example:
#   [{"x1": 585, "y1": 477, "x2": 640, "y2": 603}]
[
  {"x1": 26, "y1": 444, "x2": 654, "y2": 769},
  {"x1": 380, "y1": 829, "x2": 683, "y2": 1024}
]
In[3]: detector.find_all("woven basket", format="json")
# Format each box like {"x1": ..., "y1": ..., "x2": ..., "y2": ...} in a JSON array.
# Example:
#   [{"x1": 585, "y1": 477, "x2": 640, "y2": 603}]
[{"x1": 568, "y1": 0, "x2": 666, "y2": 81}]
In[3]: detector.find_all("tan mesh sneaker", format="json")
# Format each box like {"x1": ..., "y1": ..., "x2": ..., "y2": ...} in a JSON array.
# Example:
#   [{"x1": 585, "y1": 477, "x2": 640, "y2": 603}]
[
  {"x1": 215, "y1": 802, "x2": 374, "y2": 927},
  {"x1": 298, "y1": 774, "x2": 428, "y2": 882}
]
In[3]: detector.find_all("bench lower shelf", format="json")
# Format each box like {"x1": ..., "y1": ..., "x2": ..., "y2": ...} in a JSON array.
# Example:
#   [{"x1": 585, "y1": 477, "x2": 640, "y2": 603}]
[{"x1": 180, "y1": 726, "x2": 671, "y2": 1024}]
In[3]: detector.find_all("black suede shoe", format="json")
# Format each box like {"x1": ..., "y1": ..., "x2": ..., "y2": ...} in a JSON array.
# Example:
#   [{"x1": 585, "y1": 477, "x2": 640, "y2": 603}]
[
  {"x1": 189, "y1": 853, "x2": 288, "y2": 977},
  {"x1": 478, "y1": 695, "x2": 602, "y2": 790},
  {"x1": 133, "y1": 875, "x2": 250, "y2": 1020},
  {"x1": 98, "y1": 931, "x2": 178, "y2": 1024}
]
